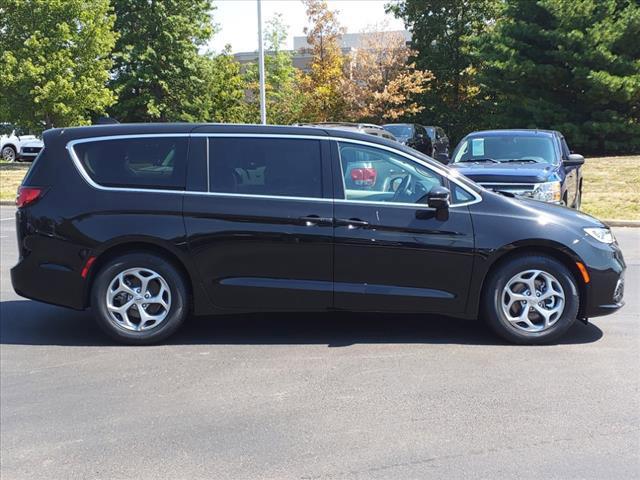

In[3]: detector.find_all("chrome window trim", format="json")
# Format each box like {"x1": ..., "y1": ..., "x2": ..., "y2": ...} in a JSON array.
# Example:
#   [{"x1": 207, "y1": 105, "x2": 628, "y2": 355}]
[
  {"x1": 205, "y1": 136, "x2": 210, "y2": 192},
  {"x1": 479, "y1": 182, "x2": 536, "y2": 186},
  {"x1": 66, "y1": 132, "x2": 482, "y2": 207}
]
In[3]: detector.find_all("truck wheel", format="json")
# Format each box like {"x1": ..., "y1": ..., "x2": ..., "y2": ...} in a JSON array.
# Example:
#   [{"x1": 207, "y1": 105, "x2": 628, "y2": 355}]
[
  {"x1": 1, "y1": 145, "x2": 16, "y2": 162},
  {"x1": 482, "y1": 254, "x2": 579, "y2": 344},
  {"x1": 91, "y1": 252, "x2": 189, "y2": 345}
]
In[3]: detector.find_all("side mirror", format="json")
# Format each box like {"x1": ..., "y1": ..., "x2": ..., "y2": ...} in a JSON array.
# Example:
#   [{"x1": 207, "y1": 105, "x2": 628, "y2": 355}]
[
  {"x1": 565, "y1": 153, "x2": 584, "y2": 166},
  {"x1": 417, "y1": 186, "x2": 450, "y2": 221},
  {"x1": 427, "y1": 186, "x2": 450, "y2": 210},
  {"x1": 434, "y1": 152, "x2": 450, "y2": 164}
]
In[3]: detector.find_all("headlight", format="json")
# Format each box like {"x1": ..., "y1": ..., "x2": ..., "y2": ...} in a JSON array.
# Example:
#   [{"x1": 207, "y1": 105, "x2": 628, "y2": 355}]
[
  {"x1": 532, "y1": 181, "x2": 562, "y2": 203},
  {"x1": 584, "y1": 227, "x2": 615, "y2": 244}
]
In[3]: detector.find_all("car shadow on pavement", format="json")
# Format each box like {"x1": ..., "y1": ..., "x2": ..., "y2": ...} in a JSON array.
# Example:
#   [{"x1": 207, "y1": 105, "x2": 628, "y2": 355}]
[{"x1": 0, "y1": 299, "x2": 604, "y2": 347}]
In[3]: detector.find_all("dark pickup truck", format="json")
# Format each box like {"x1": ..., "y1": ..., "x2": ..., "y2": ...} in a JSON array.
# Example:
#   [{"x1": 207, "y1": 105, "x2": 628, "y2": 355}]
[{"x1": 448, "y1": 129, "x2": 584, "y2": 208}]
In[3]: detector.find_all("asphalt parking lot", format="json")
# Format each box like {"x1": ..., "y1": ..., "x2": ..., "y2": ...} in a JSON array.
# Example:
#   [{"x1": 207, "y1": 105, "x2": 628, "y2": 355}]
[{"x1": 1, "y1": 204, "x2": 638, "y2": 479}]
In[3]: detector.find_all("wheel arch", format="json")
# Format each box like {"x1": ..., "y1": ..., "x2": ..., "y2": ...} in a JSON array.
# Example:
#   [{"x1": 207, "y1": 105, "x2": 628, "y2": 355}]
[
  {"x1": 477, "y1": 241, "x2": 588, "y2": 318},
  {"x1": 84, "y1": 239, "x2": 196, "y2": 310},
  {"x1": 2, "y1": 143, "x2": 17, "y2": 153}
]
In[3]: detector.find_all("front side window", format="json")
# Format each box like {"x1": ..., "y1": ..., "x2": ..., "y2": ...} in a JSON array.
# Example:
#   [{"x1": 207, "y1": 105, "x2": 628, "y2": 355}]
[
  {"x1": 452, "y1": 135, "x2": 557, "y2": 165},
  {"x1": 209, "y1": 137, "x2": 322, "y2": 198},
  {"x1": 74, "y1": 137, "x2": 188, "y2": 189},
  {"x1": 338, "y1": 142, "x2": 443, "y2": 204}
]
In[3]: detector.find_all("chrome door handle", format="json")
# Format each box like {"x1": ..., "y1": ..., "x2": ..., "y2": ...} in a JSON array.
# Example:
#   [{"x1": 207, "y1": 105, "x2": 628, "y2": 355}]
[
  {"x1": 336, "y1": 218, "x2": 369, "y2": 229},
  {"x1": 299, "y1": 215, "x2": 333, "y2": 226}
]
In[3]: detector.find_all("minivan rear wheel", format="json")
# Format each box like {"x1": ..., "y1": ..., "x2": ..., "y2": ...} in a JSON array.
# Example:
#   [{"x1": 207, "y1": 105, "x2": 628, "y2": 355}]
[
  {"x1": 482, "y1": 254, "x2": 579, "y2": 344},
  {"x1": 91, "y1": 253, "x2": 188, "y2": 345}
]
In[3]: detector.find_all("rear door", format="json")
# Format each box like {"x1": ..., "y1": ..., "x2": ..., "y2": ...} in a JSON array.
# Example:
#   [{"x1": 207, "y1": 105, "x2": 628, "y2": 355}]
[{"x1": 183, "y1": 135, "x2": 334, "y2": 311}]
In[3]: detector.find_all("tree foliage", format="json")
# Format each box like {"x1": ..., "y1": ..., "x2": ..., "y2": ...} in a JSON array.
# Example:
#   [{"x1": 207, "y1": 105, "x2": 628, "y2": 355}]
[
  {"x1": 299, "y1": 0, "x2": 347, "y2": 122},
  {"x1": 342, "y1": 28, "x2": 432, "y2": 123},
  {"x1": 386, "y1": 0, "x2": 501, "y2": 140},
  {"x1": 476, "y1": 0, "x2": 640, "y2": 154},
  {"x1": 244, "y1": 14, "x2": 307, "y2": 124},
  {"x1": 0, "y1": 0, "x2": 117, "y2": 131},
  {"x1": 201, "y1": 47, "x2": 249, "y2": 123},
  {"x1": 109, "y1": 0, "x2": 215, "y2": 122}
]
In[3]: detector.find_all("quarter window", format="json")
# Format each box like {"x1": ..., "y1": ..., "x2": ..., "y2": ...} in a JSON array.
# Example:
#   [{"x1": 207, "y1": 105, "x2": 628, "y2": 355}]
[
  {"x1": 338, "y1": 142, "x2": 443, "y2": 204},
  {"x1": 209, "y1": 137, "x2": 322, "y2": 198},
  {"x1": 74, "y1": 137, "x2": 188, "y2": 189}
]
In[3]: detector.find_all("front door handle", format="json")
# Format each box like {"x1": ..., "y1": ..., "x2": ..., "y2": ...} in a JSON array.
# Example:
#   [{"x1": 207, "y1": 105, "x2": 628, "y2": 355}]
[
  {"x1": 336, "y1": 218, "x2": 369, "y2": 229},
  {"x1": 299, "y1": 215, "x2": 333, "y2": 226}
]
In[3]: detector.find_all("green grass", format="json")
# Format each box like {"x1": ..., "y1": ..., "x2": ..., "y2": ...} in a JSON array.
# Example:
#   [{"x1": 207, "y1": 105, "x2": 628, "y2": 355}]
[
  {"x1": 1, "y1": 156, "x2": 639, "y2": 220},
  {"x1": 581, "y1": 155, "x2": 640, "y2": 221},
  {"x1": 0, "y1": 163, "x2": 29, "y2": 202}
]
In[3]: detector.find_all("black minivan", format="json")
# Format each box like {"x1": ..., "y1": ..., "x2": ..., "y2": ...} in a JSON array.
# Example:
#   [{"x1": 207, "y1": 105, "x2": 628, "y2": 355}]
[{"x1": 11, "y1": 124, "x2": 625, "y2": 345}]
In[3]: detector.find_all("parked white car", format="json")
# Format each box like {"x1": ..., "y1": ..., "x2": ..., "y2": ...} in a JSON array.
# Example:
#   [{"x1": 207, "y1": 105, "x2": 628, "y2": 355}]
[
  {"x1": 19, "y1": 138, "x2": 44, "y2": 162},
  {"x1": 0, "y1": 124, "x2": 39, "y2": 162}
]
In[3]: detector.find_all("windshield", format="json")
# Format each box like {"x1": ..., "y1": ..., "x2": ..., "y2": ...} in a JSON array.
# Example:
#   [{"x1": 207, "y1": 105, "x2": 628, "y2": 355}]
[
  {"x1": 452, "y1": 135, "x2": 557, "y2": 164},
  {"x1": 383, "y1": 125, "x2": 413, "y2": 139}
]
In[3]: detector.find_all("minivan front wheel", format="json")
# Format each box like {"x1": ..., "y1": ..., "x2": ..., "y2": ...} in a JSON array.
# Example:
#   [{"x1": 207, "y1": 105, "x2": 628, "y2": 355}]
[
  {"x1": 483, "y1": 255, "x2": 579, "y2": 344},
  {"x1": 91, "y1": 253, "x2": 188, "y2": 345}
]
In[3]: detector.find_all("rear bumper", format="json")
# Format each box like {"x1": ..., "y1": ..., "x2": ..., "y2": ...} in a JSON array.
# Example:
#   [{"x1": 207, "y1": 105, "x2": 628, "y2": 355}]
[{"x1": 11, "y1": 238, "x2": 87, "y2": 311}]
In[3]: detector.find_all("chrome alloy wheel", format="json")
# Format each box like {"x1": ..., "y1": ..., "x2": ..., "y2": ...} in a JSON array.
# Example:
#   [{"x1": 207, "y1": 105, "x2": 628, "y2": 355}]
[
  {"x1": 105, "y1": 268, "x2": 171, "y2": 332},
  {"x1": 501, "y1": 269, "x2": 565, "y2": 333}
]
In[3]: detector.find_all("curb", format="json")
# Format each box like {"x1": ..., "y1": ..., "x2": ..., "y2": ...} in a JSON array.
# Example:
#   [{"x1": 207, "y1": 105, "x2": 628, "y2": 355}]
[{"x1": 603, "y1": 219, "x2": 640, "y2": 228}]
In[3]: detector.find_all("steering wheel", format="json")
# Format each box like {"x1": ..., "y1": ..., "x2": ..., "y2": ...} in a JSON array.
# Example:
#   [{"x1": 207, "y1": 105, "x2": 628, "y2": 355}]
[{"x1": 392, "y1": 174, "x2": 414, "y2": 202}]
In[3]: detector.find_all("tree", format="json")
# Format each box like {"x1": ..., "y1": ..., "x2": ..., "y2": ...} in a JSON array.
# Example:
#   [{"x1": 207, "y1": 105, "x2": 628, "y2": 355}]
[
  {"x1": 475, "y1": 0, "x2": 640, "y2": 154},
  {"x1": 0, "y1": 0, "x2": 117, "y2": 131},
  {"x1": 342, "y1": 27, "x2": 433, "y2": 123},
  {"x1": 109, "y1": 0, "x2": 215, "y2": 122},
  {"x1": 299, "y1": 0, "x2": 347, "y2": 122},
  {"x1": 202, "y1": 46, "x2": 249, "y2": 123},
  {"x1": 244, "y1": 14, "x2": 307, "y2": 124},
  {"x1": 386, "y1": 0, "x2": 501, "y2": 140}
]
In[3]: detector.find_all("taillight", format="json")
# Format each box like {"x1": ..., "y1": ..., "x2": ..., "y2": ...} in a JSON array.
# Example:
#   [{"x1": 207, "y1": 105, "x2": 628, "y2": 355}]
[
  {"x1": 16, "y1": 186, "x2": 43, "y2": 208},
  {"x1": 350, "y1": 167, "x2": 377, "y2": 187}
]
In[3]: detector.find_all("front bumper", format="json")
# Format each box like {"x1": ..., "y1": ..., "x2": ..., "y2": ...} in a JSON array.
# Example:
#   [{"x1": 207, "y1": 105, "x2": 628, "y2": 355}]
[{"x1": 582, "y1": 242, "x2": 626, "y2": 318}]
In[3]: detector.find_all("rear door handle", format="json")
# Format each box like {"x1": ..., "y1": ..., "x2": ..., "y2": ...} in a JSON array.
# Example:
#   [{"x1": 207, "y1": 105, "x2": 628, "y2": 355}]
[
  {"x1": 299, "y1": 215, "x2": 333, "y2": 226},
  {"x1": 336, "y1": 218, "x2": 369, "y2": 229}
]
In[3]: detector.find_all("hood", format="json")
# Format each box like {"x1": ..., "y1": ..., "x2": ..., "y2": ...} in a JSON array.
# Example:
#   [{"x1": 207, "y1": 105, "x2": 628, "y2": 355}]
[
  {"x1": 491, "y1": 191, "x2": 605, "y2": 229},
  {"x1": 450, "y1": 161, "x2": 556, "y2": 183},
  {"x1": 21, "y1": 138, "x2": 43, "y2": 147}
]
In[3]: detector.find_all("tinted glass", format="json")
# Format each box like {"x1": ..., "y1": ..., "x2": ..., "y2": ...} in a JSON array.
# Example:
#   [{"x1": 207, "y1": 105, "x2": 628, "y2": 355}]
[
  {"x1": 74, "y1": 137, "x2": 188, "y2": 189},
  {"x1": 452, "y1": 135, "x2": 557, "y2": 164},
  {"x1": 209, "y1": 137, "x2": 322, "y2": 198},
  {"x1": 383, "y1": 125, "x2": 413, "y2": 140},
  {"x1": 425, "y1": 127, "x2": 436, "y2": 140},
  {"x1": 339, "y1": 142, "x2": 443, "y2": 204}
]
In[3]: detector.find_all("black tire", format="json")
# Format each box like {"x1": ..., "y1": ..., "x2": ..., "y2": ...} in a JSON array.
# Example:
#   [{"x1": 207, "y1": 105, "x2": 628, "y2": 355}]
[
  {"x1": 482, "y1": 254, "x2": 579, "y2": 344},
  {"x1": 91, "y1": 252, "x2": 189, "y2": 345},
  {"x1": 574, "y1": 186, "x2": 582, "y2": 210}
]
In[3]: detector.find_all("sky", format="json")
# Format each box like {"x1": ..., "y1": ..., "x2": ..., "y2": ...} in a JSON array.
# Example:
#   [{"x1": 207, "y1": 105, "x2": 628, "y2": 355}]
[{"x1": 209, "y1": 0, "x2": 406, "y2": 53}]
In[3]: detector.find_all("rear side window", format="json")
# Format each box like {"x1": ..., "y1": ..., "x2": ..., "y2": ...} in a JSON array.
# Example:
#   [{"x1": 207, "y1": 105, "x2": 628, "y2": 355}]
[
  {"x1": 73, "y1": 137, "x2": 188, "y2": 189},
  {"x1": 209, "y1": 137, "x2": 322, "y2": 198}
]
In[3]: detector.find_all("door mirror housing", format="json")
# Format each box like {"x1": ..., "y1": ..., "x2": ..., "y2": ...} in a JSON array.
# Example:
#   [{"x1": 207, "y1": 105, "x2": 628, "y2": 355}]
[
  {"x1": 565, "y1": 153, "x2": 584, "y2": 166},
  {"x1": 426, "y1": 186, "x2": 450, "y2": 210}
]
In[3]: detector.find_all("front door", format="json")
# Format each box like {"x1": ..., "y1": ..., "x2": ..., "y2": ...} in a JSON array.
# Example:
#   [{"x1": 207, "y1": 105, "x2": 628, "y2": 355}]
[
  {"x1": 332, "y1": 141, "x2": 475, "y2": 314},
  {"x1": 184, "y1": 136, "x2": 334, "y2": 311}
]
